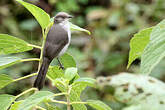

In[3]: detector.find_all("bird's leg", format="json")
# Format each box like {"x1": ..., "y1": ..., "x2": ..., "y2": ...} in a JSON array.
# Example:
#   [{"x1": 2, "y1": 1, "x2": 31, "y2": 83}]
[{"x1": 57, "y1": 58, "x2": 64, "y2": 70}]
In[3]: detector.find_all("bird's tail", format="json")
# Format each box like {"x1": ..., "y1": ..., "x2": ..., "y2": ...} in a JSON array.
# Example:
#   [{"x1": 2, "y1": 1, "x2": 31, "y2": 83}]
[{"x1": 34, "y1": 57, "x2": 51, "y2": 90}]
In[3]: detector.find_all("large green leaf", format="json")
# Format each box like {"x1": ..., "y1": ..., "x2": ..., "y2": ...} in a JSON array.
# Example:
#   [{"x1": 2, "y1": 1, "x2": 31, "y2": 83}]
[
  {"x1": 54, "y1": 78, "x2": 68, "y2": 92},
  {"x1": 64, "y1": 67, "x2": 78, "y2": 81},
  {"x1": 18, "y1": 91, "x2": 54, "y2": 110},
  {"x1": 0, "y1": 74, "x2": 13, "y2": 89},
  {"x1": 47, "y1": 104, "x2": 61, "y2": 110},
  {"x1": 16, "y1": 0, "x2": 50, "y2": 29},
  {"x1": 127, "y1": 27, "x2": 152, "y2": 68},
  {"x1": 141, "y1": 20, "x2": 165, "y2": 74},
  {"x1": 70, "y1": 22, "x2": 91, "y2": 35},
  {"x1": 0, "y1": 56, "x2": 22, "y2": 70},
  {"x1": 73, "y1": 77, "x2": 96, "y2": 87},
  {"x1": 54, "y1": 78, "x2": 87, "y2": 110},
  {"x1": 47, "y1": 66, "x2": 64, "y2": 81},
  {"x1": 60, "y1": 53, "x2": 77, "y2": 68},
  {"x1": 87, "y1": 100, "x2": 112, "y2": 110},
  {"x1": 70, "y1": 87, "x2": 87, "y2": 110},
  {"x1": 0, "y1": 34, "x2": 33, "y2": 55},
  {"x1": 70, "y1": 78, "x2": 92, "y2": 110},
  {"x1": 0, "y1": 94, "x2": 16, "y2": 110}
]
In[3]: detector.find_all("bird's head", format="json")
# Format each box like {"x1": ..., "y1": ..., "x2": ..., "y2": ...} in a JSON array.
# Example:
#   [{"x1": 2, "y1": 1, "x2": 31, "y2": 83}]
[{"x1": 54, "y1": 12, "x2": 73, "y2": 24}]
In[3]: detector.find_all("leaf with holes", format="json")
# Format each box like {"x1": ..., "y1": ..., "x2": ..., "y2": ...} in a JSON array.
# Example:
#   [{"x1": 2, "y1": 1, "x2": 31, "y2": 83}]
[{"x1": 0, "y1": 34, "x2": 33, "y2": 55}]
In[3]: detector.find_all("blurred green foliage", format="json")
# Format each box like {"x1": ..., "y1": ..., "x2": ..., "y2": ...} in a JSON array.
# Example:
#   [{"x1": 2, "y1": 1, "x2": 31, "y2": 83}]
[{"x1": 1, "y1": 0, "x2": 165, "y2": 110}]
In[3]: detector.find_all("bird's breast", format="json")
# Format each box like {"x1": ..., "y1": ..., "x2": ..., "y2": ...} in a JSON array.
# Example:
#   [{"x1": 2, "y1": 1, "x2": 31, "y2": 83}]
[{"x1": 58, "y1": 22, "x2": 71, "y2": 56}]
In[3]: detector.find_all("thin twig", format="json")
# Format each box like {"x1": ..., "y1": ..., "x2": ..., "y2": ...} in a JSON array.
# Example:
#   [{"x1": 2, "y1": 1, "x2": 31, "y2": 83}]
[
  {"x1": 70, "y1": 102, "x2": 87, "y2": 104},
  {"x1": 35, "y1": 105, "x2": 46, "y2": 110},
  {"x1": 20, "y1": 58, "x2": 40, "y2": 62},
  {"x1": 13, "y1": 73, "x2": 38, "y2": 82},
  {"x1": 53, "y1": 92, "x2": 68, "y2": 97},
  {"x1": 15, "y1": 88, "x2": 38, "y2": 99},
  {"x1": 67, "y1": 86, "x2": 72, "y2": 110},
  {"x1": 50, "y1": 99, "x2": 68, "y2": 104},
  {"x1": 27, "y1": 44, "x2": 42, "y2": 49}
]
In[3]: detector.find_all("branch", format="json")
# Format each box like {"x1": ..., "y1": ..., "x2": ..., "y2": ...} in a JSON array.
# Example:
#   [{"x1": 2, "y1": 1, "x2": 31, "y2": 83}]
[
  {"x1": 15, "y1": 88, "x2": 38, "y2": 99},
  {"x1": 35, "y1": 106, "x2": 46, "y2": 110},
  {"x1": 67, "y1": 86, "x2": 72, "y2": 110},
  {"x1": 20, "y1": 58, "x2": 40, "y2": 62},
  {"x1": 50, "y1": 99, "x2": 68, "y2": 105},
  {"x1": 13, "y1": 73, "x2": 38, "y2": 82},
  {"x1": 27, "y1": 44, "x2": 41, "y2": 49},
  {"x1": 70, "y1": 102, "x2": 87, "y2": 104}
]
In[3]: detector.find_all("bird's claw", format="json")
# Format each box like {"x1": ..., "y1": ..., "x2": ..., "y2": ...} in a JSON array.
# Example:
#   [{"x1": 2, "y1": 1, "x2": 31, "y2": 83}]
[{"x1": 59, "y1": 65, "x2": 65, "y2": 70}]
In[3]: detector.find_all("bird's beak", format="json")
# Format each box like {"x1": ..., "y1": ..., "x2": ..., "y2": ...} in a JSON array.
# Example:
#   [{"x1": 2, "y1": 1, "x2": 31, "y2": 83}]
[{"x1": 68, "y1": 15, "x2": 73, "y2": 19}]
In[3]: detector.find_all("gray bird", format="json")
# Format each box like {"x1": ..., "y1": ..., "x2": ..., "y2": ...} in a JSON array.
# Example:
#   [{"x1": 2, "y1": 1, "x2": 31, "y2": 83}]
[{"x1": 34, "y1": 12, "x2": 73, "y2": 90}]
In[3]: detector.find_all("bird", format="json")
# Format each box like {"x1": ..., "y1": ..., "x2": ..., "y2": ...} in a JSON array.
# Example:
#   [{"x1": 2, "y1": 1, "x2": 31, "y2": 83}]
[{"x1": 34, "y1": 12, "x2": 73, "y2": 90}]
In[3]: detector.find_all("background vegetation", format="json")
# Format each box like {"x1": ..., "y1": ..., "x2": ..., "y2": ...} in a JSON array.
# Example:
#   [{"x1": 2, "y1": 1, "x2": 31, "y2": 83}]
[{"x1": 1, "y1": 0, "x2": 165, "y2": 110}]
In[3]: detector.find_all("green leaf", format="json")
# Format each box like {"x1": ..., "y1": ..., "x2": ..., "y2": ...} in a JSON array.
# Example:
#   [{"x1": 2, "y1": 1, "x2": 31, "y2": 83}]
[
  {"x1": 70, "y1": 88, "x2": 87, "y2": 110},
  {"x1": 127, "y1": 27, "x2": 153, "y2": 68},
  {"x1": 46, "y1": 103, "x2": 61, "y2": 110},
  {"x1": 141, "y1": 20, "x2": 165, "y2": 74},
  {"x1": 73, "y1": 77, "x2": 96, "y2": 87},
  {"x1": 18, "y1": 91, "x2": 54, "y2": 110},
  {"x1": 70, "y1": 79, "x2": 89, "y2": 110},
  {"x1": 0, "y1": 94, "x2": 16, "y2": 110},
  {"x1": 16, "y1": 0, "x2": 50, "y2": 29},
  {"x1": 54, "y1": 78, "x2": 67, "y2": 92},
  {"x1": 64, "y1": 67, "x2": 78, "y2": 81},
  {"x1": 10, "y1": 100, "x2": 23, "y2": 110},
  {"x1": 0, "y1": 56, "x2": 22, "y2": 70},
  {"x1": 70, "y1": 22, "x2": 91, "y2": 35},
  {"x1": 87, "y1": 100, "x2": 112, "y2": 110},
  {"x1": 0, "y1": 74, "x2": 13, "y2": 89},
  {"x1": 53, "y1": 77, "x2": 87, "y2": 110},
  {"x1": 60, "y1": 53, "x2": 76, "y2": 68},
  {"x1": 0, "y1": 34, "x2": 33, "y2": 55},
  {"x1": 47, "y1": 66, "x2": 64, "y2": 81}
]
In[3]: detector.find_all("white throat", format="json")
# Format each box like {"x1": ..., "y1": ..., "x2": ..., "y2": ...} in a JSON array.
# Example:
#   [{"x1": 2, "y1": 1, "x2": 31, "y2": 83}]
[
  {"x1": 59, "y1": 21, "x2": 71, "y2": 39},
  {"x1": 58, "y1": 21, "x2": 71, "y2": 56}
]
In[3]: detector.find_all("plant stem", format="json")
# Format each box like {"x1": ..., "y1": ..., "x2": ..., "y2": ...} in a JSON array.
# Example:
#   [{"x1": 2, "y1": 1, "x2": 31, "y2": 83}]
[
  {"x1": 70, "y1": 102, "x2": 87, "y2": 104},
  {"x1": 54, "y1": 92, "x2": 68, "y2": 97},
  {"x1": 15, "y1": 88, "x2": 38, "y2": 99},
  {"x1": 50, "y1": 99, "x2": 68, "y2": 104},
  {"x1": 13, "y1": 73, "x2": 38, "y2": 82},
  {"x1": 35, "y1": 106, "x2": 46, "y2": 110},
  {"x1": 37, "y1": 29, "x2": 46, "y2": 73},
  {"x1": 67, "y1": 86, "x2": 72, "y2": 110},
  {"x1": 20, "y1": 58, "x2": 40, "y2": 62},
  {"x1": 27, "y1": 44, "x2": 42, "y2": 49}
]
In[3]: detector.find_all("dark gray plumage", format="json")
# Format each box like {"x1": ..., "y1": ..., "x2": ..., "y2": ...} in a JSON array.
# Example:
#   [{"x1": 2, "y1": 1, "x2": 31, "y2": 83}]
[{"x1": 34, "y1": 12, "x2": 72, "y2": 90}]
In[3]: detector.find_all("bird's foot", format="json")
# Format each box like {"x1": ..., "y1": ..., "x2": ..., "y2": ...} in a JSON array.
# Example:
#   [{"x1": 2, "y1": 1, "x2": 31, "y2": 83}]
[{"x1": 59, "y1": 65, "x2": 65, "y2": 70}]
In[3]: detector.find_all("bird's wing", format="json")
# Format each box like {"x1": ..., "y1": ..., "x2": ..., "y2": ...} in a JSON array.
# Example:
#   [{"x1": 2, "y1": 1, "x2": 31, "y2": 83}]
[{"x1": 43, "y1": 24, "x2": 68, "y2": 60}]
